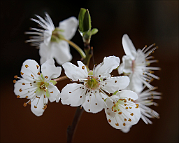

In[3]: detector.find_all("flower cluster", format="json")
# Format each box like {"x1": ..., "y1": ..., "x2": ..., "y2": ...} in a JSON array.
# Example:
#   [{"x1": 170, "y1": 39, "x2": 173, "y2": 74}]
[{"x1": 14, "y1": 10, "x2": 161, "y2": 135}]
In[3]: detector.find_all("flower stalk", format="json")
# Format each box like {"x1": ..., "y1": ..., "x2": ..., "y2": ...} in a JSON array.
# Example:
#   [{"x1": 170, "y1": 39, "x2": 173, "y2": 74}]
[{"x1": 61, "y1": 37, "x2": 86, "y2": 59}]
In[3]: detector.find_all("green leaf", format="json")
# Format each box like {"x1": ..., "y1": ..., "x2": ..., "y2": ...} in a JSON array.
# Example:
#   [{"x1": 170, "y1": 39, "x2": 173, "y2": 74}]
[
  {"x1": 78, "y1": 8, "x2": 87, "y2": 32},
  {"x1": 91, "y1": 28, "x2": 98, "y2": 35},
  {"x1": 83, "y1": 9, "x2": 91, "y2": 32},
  {"x1": 78, "y1": 8, "x2": 91, "y2": 32}
]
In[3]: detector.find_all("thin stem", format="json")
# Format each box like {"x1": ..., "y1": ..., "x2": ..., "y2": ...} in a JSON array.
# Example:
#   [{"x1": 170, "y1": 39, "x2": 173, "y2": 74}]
[
  {"x1": 54, "y1": 76, "x2": 68, "y2": 82},
  {"x1": 62, "y1": 38, "x2": 86, "y2": 59},
  {"x1": 67, "y1": 106, "x2": 84, "y2": 143}
]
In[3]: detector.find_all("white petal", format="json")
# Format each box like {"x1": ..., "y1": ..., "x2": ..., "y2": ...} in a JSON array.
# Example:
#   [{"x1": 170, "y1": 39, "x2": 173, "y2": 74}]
[
  {"x1": 61, "y1": 83, "x2": 85, "y2": 106},
  {"x1": 120, "y1": 125, "x2": 132, "y2": 133},
  {"x1": 127, "y1": 73, "x2": 143, "y2": 93},
  {"x1": 51, "y1": 41, "x2": 72, "y2": 65},
  {"x1": 118, "y1": 63, "x2": 124, "y2": 74},
  {"x1": 31, "y1": 95, "x2": 48, "y2": 116},
  {"x1": 94, "y1": 56, "x2": 120, "y2": 78},
  {"x1": 21, "y1": 59, "x2": 40, "y2": 81},
  {"x1": 59, "y1": 17, "x2": 78, "y2": 40},
  {"x1": 122, "y1": 34, "x2": 137, "y2": 60},
  {"x1": 14, "y1": 79, "x2": 36, "y2": 98},
  {"x1": 41, "y1": 59, "x2": 61, "y2": 80},
  {"x1": 120, "y1": 55, "x2": 133, "y2": 74},
  {"x1": 82, "y1": 91, "x2": 105, "y2": 113},
  {"x1": 56, "y1": 93, "x2": 61, "y2": 103},
  {"x1": 62, "y1": 61, "x2": 88, "y2": 81},
  {"x1": 102, "y1": 76, "x2": 130, "y2": 93},
  {"x1": 39, "y1": 43, "x2": 53, "y2": 64},
  {"x1": 105, "y1": 111, "x2": 120, "y2": 129},
  {"x1": 118, "y1": 90, "x2": 138, "y2": 100},
  {"x1": 48, "y1": 83, "x2": 60, "y2": 102}
]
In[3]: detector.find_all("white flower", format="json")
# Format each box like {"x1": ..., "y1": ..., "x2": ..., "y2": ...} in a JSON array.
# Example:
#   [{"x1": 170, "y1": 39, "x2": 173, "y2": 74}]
[
  {"x1": 14, "y1": 59, "x2": 61, "y2": 116},
  {"x1": 104, "y1": 90, "x2": 141, "y2": 130},
  {"x1": 25, "y1": 13, "x2": 78, "y2": 65},
  {"x1": 135, "y1": 87, "x2": 161, "y2": 124},
  {"x1": 119, "y1": 87, "x2": 161, "y2": 133},
  {"x1": 61, "y1": 56, "x2": 130, "y2": 113},
  {"x1": 118, "y1": 34, "x2": 160, "y2": 92}
]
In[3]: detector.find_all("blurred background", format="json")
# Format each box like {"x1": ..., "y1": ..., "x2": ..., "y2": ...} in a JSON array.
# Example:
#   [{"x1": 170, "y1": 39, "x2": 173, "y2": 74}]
[{"x1": 0, "y1": 0, "x2": 178, "y2": 142}]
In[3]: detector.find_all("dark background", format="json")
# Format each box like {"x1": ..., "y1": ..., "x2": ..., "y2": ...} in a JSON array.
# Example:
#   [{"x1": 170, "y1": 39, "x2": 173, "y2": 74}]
[{"x1": 0, "y1": 0, "x2": 178, "y2": 142}]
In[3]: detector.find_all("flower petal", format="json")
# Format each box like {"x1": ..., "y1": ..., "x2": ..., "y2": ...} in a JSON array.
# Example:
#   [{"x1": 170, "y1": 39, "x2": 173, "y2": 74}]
[
  {"x1": 39, "y1": 43, "x2": 53, "y2": 64},
  {"x1": 31, "y1": 95, "x2": 48, "y2": 116},
  {"x1": 127, "y1": 73, "x2": 143, "y2": 93},
  {"x1": 14, "y1": 79, "x2": 36, "y2": 98},
  {"x1": 59, "y1": 17, "x2": 78, "y2": 40},
  {"x1": 118, "y1": 55, "x2": 133, "y2": 74},
  {"x1": 94, "y1": 56, "x2": 120, "y2": 78},
  {"x1": 61, "y1": 83, "x2": 85, "y2": 106},
  {"x1": 51, "y1": 41, "x2": 72, "y2": 65},
  {"x1": 102, "y1": 76, "x2": 130, "y2": 93},
  {"x1": 120, "y1": 125, "x2": 132, "y2": 133},
  {"x1": 82, "y1": 90, "x2": 105, "y2": 113},
  {"x1": 41, "y1": 59, "x2": 61, "y2": 80},
  {"x1": 21, "y1": 59, "x2": 40, "y2": 81},
  {"x1": 62, "y1": 61, "x2": 88, "y2": 81},
  {"x1": 122, "y1": 34, "x2": 136, "y2": 60},
  {"x1": 118, "y1": 90, "x2": 138, "y2": 100},
  {"x1": 47, "y1": 83, "x2": 60, "y2": 102}
]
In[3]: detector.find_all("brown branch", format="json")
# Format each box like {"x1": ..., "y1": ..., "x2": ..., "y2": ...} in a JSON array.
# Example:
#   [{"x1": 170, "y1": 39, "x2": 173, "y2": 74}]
[{"x1": 67, "y1": 106, "x2": 84, "y2": 143}]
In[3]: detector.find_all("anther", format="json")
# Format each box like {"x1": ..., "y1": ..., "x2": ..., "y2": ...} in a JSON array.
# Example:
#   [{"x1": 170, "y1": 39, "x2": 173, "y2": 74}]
[
  {"x1": 115, "y1": 123, "x2": 119, "y2": 126},
  {"x1": 17, "y1": 95, "x2": 20, "y2": 98},
  {"x1": 21, "y1": 72, "x2": 24, "y2": 75},
  {"x1": 108, "y1": 119, "x2": 111, "y2": 123},
  {"x1": 23, "y1": 103, "x2": 27, "y2": 107},
  {"x1": 25, "y1": 65, "x2": 29, "y2": 68},
  {"x1": 118, "y1": 112, "x2": 122, "y2": 115},
  {"x1": 14, "y1": 75, "x2": 18, "y2": 79},
  {"x1": 13, "y1": 80, "x2": 16, "y2": 83},
  {"x1": 135, "y1": 104, "x2": 139, "y2": 108},
  {"x1": 36, "y1": 65, "x2": 39, "y2": 69},
  {"x1": 45, "y1": 76, "x2": 48, "y2": 79},
  {"x1": 123, "y1": 123, "x2": 126, "y2": 126},
  {"x1": 82, "y1": 66, "x2": 85, "y2": 69},
  {"x1": 34, "y1": 106, "x2": 37, "y2": 108}
]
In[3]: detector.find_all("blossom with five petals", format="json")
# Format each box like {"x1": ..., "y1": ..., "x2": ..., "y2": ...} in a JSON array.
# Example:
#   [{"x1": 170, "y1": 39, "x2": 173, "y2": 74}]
[
  {"x1": 25, "y1": 13, "x2": 78, "y2": 65},
  {"x1": 119, "y1": 86, "x2": 161, "y2": 133},
  {"x1": 60, "y1": 56, "x2": 130, "y2": 113},
  {"x1": 104, "y1": 90, "x2": 141, "y2": 130},
  {"x1": 118, "y1": 34, "x2": 160, "y2": 92},
  {"x1": 14, "y1": 59, "x2": 61, "y2": 116}
]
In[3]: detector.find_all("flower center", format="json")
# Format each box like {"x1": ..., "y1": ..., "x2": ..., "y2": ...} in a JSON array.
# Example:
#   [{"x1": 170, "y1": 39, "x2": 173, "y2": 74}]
[
  {"x1": 112, "y1": 99, "x2": 127, "y2": 112},
  {"x1": 85, "y1": 76, "x2": 99, "y2": 90},
  {"x1": 39, "y1": 82, "x2": 46, "y2": 89},
  {"x1": 51, "y1": 28, "x2": 64, "y2": 42}
]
